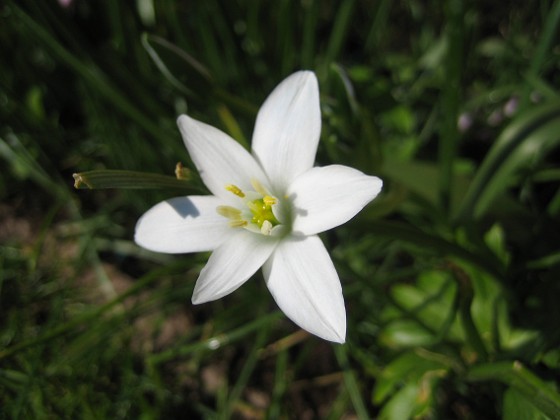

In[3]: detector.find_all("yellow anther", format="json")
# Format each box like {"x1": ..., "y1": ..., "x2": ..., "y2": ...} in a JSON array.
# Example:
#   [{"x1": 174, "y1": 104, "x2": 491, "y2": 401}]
[
  {"x1": 229, "y1": 220, "x2": 248, "y2": 228},
  {"x1": 216, "y1": 206, "x2": 242, "y2": 219},
  {"x1": 218, "y1": 179, "x2": 282, "y2": 235},
  {"x1": 263, "y1": 195, "x2": 277, "y2": 206},
  {"x1": 174, "y1": 162, "x2": 191, "y2": 180},
  {"x1": 225, "y1": 184, "x2": 245, "y2": 198}
]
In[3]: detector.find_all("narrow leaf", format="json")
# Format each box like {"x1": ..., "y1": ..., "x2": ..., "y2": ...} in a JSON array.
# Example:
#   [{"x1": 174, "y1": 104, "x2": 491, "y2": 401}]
[
  {"x1": 467, "y1": 361, "x2": 560, "y2": 419},
  {"x1": 456, "y1": 101, "x2": 560, "y2": 221},
  {"x1": 356, "y1": 220, "x2": 504, "y2": 279},
  {"x1": 73, "y1": 169, "x2": 201, "y2": 191}
]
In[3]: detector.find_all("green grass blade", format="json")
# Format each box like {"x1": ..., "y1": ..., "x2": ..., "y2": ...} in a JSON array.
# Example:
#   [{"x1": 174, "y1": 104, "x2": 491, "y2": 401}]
[
  {"x1": 267, "y1": 348, "x2": 289, "y2": 418},
  {"x1": 334, "y1": 345, "x2": 370, "y2": 419},
  {"x1": 323, "y1": 0, "x2": 356, "y2": 71},
  {"x1": 141, "y1": 34, "x2": 193, "y2": 96},
  {"x1": 147, "y1": 312, "x2": 282, "y2": 366},
  {"x1": 467, "y1": 361, "x2": 560, "y2": 419},
  {"x1": 358, "y1": 220, "x2": 504, "y2": 279},
  {"x1": 0, "y1": 266, "x2": 172, "y2": 360},
  {"x1": 364, "y1": 0, "x2": 392, "y2": 51},
  {"x1": 222, "y1": 325, "x2": 270, "y2": 419},
  {"x1": 456, "y1": 101, "x2": 560, "y2": 222},
  {"x1": 11, "y1": 3, "x2": 169, "y2": 143},
  {"x1": 0, "y1": 135, "x2": 68, "y2": 200},
  {"x1": 438, "y1": 0, "x2": 464, "y2": 212},
  {"x1": 301, "y1": 0, "x2": 319, "y2": 68},
  {"x1": 521, "y1": 0, "x2": 560, "y2": 109}
]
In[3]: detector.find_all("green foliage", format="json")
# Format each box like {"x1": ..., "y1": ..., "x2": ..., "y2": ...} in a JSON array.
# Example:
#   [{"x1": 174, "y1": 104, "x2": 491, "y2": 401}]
[{"x1": 2, "y1": 0, "x2": 560, "y2": 418}]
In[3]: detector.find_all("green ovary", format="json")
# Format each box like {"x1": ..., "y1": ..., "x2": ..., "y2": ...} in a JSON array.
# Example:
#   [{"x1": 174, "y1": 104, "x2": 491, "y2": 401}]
[
  {"x1": 219, "y1": 183, "x2": 282, "y2": 236},
  {"x1": 247, "y1": 197, "x2": 280, "y2": 229}
]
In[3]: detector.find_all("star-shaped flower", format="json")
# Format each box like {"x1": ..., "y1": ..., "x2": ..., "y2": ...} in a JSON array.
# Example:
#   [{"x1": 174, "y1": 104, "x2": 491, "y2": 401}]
[{"x1": 135, "y1": 71, "x2": 382, "y2": 342}]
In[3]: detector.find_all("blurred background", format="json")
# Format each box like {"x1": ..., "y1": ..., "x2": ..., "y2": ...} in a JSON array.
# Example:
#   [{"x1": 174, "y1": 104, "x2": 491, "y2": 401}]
[{"x1": 1, "y1": 0, "x2": 560, "y2": 418}]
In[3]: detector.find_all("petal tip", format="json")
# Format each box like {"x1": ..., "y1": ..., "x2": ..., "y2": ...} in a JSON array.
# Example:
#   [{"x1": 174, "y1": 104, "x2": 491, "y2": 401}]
[
  {"x1": 333, "y1": 336, "x2": 346, "y2": 344},
  {"x1": 306, "y1": 321, "x2": 346, "y2": 343},
  {"x1": 192, "y1": 286, "x2": 210, "y2": 304},
  {"x1": 292, "y1": 69, "x2": 317, "y2": 81},
  {"x1": 176, "y1": 114, "x2": 195, "y2": 132},
  {"x1": 369, "y1": 176, "x2": 384, "y2": 200},
  {"x1": 176, "y1": 114, "x2": 188, "y2": 126},
  {"x1": 191, "y1": 295, "x2": 203, "y2": 305},
  {"x1": 318, "y1": 323, "x2": 346, "y2": 343},
  {"x1": 323, "y1": 320, "x2": 347, "y2": 344},
  {"x1": 191, "y1": 282, "x2": 209, "y2": 305},
  {"x1": 251, "y1": 70, "x2": 321, "y2": 188}
]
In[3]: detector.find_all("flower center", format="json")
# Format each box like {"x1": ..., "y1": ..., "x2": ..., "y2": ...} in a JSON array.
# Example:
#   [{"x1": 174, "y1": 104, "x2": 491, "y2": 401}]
[
  {"x1": 217, "y1": 179, "x2": 282, "y2": 236},
  {"x1": 247, "y1": 196, "x2": 280, "y2": 230}
]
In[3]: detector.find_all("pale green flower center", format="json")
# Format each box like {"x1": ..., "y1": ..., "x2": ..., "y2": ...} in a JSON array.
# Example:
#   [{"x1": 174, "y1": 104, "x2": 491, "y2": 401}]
[{"x1": 217, "y1": 179, "x2": 282, "y2": 236}]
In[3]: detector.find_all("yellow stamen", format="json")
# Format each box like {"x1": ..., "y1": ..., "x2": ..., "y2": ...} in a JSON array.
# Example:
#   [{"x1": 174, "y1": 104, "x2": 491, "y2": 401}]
[
  {"x1": 246, "y1": 200, "x2": 260, "y2": 213},
  {"x1": 229, "y1": 220, "x2": 248, "y2": 228},
  {"x1": 250, "y1": 178, "x2": 267, "y2": 196},
  {"x1": 218, "y1": 179, "x2": 282, "y2": 235},
  {"x1": 263, "y1": 195, "x2": 277, "y2": 206},
  {"x1": 225, "y1": 184, "x2": 245, "y2": 197},
  {"x1": 216, "y1": 206, "x2": 242, "y2": 219},
  {"x1": 174, "y1": 162, "x2": 191, "y2": 180}
]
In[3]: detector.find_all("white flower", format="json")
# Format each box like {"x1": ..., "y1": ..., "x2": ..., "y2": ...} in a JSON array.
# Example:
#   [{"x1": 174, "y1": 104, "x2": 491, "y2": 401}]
[{"x1": 135, "y1": 71, "x2": 382, "y2": 343}]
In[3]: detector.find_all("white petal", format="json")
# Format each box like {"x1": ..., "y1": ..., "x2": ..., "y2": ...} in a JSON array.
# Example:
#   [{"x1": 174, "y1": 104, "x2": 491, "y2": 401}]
[
  {"x1": 177, "y1": 115, "x2": 269, "y2": 199},
  {"x1": 135, "y1": 196, "x2": 229, "y2": 253},
  {"x1": 263, "y1": 235, "x2": 346, "y2": 343},
  {"x1": 252, "y1": 71, "x2": 321, "y2": 193},
  {"x1": 289, "y1": 165, "x2": 383, "y2": 236},
  {"x1": 192, "y1": 230, "x2": 278, "y2": 304}
]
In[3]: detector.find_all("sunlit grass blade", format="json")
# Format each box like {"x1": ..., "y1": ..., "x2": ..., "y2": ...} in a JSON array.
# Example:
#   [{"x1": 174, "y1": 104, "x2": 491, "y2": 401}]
[
  {"x1": 141, "y1": 34, "x2": 193, "y2": 96},
  {"x1": 330, "y1": 64, "x2": 360, "y2": 115},
  {"x1": 147, "y1": 312, "x2": 282, "y2": 366},
  {"x1": 141, "y1": 32, "x2": 214, "y2": 97},
  {"x1": 216, "y1": 104, "x2": 249, "y2": 149}
]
